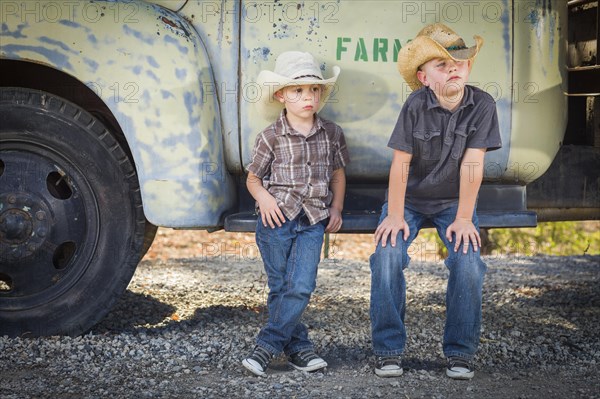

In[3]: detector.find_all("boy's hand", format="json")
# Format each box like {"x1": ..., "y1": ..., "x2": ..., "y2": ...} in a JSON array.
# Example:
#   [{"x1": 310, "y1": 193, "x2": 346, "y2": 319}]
[
  {"x1": 257, "y1": 192, "x2": 285, "y2": 228},
  {"x1": 325, "y1": 207, "x2": 343, "y2": 233},
  {"x1": 446, "y1": 218, "x2": 481, "y2": 254},
  {"x1": 374, "y1": 214, "x2": 410, "y2": 248}
]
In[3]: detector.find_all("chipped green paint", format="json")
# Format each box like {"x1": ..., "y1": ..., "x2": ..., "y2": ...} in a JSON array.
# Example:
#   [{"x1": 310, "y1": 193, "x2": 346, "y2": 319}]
[{"x1": 336, "y1": 37, "x2": 403, "y2": 62}]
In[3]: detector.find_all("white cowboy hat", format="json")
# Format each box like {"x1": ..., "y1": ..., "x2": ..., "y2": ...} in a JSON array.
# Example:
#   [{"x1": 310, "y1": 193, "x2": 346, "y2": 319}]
[
  {"x1": 398, "y1": 23, "x2": 484, "y2": 91},
  {"x1": 255, "y1": 51, "x2": 341, "y2": 120}
]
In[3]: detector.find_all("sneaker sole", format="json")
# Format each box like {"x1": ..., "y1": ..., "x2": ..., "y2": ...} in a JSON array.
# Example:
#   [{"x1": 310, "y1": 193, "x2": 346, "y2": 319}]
[
  {"x1": 446, "y1": 369, "x2": 474, "y2": 380},
  {"x1": 242, "y1": 359, "x2": 266, "y2": 376},
  {"x1": 375, "y1": 367, "x2": 403, "y2": 377},
  {"x1": 288, "y1": 360, "x2": 328, "y2": 372}
]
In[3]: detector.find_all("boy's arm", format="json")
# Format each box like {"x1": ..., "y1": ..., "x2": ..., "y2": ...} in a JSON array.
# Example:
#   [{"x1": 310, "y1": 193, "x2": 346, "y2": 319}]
[
  {"x1": 374, "y1": 150, "x2": 412, "y2": 247},
  {"x1": 446, "y1": 148, "x2": 486, "y2": 253},
  {"x1": 246, "y1": 172, "x2": 285, "y2": 228},
  {"x1": 326, "y1": 168, "x2": 346, "y2": 233}
]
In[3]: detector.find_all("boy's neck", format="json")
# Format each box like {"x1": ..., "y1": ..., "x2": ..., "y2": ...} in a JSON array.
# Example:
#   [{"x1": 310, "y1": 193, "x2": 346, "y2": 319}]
[
  {"x1": 433, "y1": 87, "x2": 465, "y2": 112},
  {"x1": 285, "y1": 111, "x2": 316, "y2": 136}
]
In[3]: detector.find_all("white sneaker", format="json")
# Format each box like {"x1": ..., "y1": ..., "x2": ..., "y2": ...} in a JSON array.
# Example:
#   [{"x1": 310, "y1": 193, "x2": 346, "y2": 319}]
[
  {"x1": 374, "y1": 356, "x2": 403, "y2": 377},
  {"x1": 242, "y1": 346, "x2": 272, "y2": 376},
  {"x1": 446, "y1": 357, "x2": 475, "y2": 380}
]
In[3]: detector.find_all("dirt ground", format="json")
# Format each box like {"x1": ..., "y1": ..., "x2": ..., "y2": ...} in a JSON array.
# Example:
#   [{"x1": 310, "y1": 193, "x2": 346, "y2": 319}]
[{"x1": 1, "y1": 228, "x2": 598, "y2": 399}]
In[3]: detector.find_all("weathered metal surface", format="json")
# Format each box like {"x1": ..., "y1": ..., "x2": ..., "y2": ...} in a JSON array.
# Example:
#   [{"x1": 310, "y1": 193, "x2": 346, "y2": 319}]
[
  {"x1": 0, "y1": 0, "x2": 235, "y2": 227},
  {"x1": 145, "y1": 0, "x2": 187, "y2": 12},
  {"x1": 0, "y1": 0, "x2": 570, "y2": 228},
  {"x1": 237, "y1": 0, "x2": 566, "y2": 185},
  {"x1": 178, "y1": 0, "x2": 242, "y2": 171},
  {"x1": 509, "y1": 0, "x2": 568, "y2": 183}
]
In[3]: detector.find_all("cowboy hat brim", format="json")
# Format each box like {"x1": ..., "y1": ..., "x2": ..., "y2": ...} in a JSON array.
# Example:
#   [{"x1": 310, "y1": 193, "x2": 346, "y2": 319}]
[
  {"x1": 398, "y1": 35, "x2": 483, "y2": 91},
  {"x1": 255, "y1": 66, "x2": 341, "y2": 120}
]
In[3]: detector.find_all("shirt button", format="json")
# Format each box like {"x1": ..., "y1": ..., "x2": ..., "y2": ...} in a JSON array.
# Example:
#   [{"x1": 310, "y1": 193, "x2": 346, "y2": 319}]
[{"x1": 307, "y1": 161, "x2": 311, "y2": 166}]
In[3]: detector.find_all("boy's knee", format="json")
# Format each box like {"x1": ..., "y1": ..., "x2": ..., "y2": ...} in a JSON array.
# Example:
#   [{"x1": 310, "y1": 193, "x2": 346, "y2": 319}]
[
  {"x1": 289, "y1": 281, "x2": 315, "y2": 299},
  {"x1": 371, "y1": 243, "x2": 409, "y2": 275},
  {"x1": 448, "y1": 252, "x2": 487, "y2": 277}
]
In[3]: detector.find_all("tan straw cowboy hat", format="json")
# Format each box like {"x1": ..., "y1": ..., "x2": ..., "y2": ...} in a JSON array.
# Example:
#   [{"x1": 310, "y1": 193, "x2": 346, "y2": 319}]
[
  {"x1": 398, "y1": 23, "x2": 484, "y2": 91},
  {"x1": 255, "y1": 51, "x2": 340, "y2": 120}
]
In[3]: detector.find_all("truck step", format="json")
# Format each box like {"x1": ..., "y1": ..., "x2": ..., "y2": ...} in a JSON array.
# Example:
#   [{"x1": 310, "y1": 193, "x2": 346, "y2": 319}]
[{"x1": 224, "y1": 210, "x2": 537, "y2": 233}]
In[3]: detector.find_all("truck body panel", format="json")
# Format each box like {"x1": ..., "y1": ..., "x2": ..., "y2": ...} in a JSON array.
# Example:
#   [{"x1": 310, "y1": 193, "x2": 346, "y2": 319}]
[{"x1": 0, "y1": 0, "x2": 235, "y2": 227}]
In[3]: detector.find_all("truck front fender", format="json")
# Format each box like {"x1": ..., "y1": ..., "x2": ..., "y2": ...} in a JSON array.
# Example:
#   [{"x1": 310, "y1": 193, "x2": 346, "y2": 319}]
[{"x1": 0, "y1": 0, "x2": 235, "y2": 227}]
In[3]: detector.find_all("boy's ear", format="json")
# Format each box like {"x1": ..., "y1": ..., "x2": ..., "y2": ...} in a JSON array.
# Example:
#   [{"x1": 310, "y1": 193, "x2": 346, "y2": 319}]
[
  {"x1": 274, "y1": 89, "x2": 285, "y2": 104},
  {"x1": 416, "y1": 70, "x2": 428, "y2": 87}
]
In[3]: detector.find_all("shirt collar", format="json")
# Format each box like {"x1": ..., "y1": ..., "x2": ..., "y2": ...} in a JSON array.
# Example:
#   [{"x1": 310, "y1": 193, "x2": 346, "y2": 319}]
[
  {"x1": 275, "y1": 109, "x2": 324, "y2": 137},
  {"x1": 425, "y1": 85, "x2": 475, "y2": 111}
]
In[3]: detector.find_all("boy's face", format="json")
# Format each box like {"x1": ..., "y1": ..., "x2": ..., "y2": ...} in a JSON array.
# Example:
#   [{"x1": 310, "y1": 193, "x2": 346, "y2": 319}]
[
  {"x1": 275, "y1": 84, "x2": 323, "y2": 121},
  {"x1": 416, "y1": 57, "x2": 471, "y2": 101}
]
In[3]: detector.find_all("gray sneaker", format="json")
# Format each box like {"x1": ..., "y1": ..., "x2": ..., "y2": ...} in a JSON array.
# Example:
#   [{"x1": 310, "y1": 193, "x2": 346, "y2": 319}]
[
  {"x1": 288, "y1": 349, "x2": 327, "y2": 372},
  {"x1": 374, "y1": 356, "x2": 403, "y2": 377},
  {"x1": 446, "y1": 357, "x2": 474, "y2": 380},
  {"x1": 242, "y1": 346, "x2": 272, "y2": 376}
]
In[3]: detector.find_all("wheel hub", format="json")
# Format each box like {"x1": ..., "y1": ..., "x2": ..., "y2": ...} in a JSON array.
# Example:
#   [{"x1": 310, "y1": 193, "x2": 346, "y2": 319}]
[{"x1": 0, "y1": 192, "x2": 50, "y2": 261}]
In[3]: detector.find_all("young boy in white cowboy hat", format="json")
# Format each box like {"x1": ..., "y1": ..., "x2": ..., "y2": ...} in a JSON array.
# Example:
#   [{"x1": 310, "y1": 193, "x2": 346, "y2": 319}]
[
  {"x1": 242, "y1": 51, "x2": 350, "y2": 376},
  {"x1": 369, "y1": 23, "x2": 502, "y2": 380}
]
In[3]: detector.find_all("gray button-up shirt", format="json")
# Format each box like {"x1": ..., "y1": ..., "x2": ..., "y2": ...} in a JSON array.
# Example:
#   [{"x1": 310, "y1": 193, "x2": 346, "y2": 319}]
[
  {"x1": 387, "y1": 85, "x2": 502, "y2": 214},
  {"x1": 247, "y1": 111, "x2": 350, "y2": 225}
]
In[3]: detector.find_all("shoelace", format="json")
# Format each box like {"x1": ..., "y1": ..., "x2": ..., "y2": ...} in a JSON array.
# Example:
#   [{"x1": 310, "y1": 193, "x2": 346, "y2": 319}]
[
  {"x1": 377, "y1": 356, "x2": 401, "y2": 367},
  {"x1": 295, "y1": 350, "x2": 318, "y2": 362},
  {"x1": 251, "y1": 346, "x2": 271, "y2": 367},
  {"x1": 448, "y1": 358, "x2": 471, "y2": 370}
]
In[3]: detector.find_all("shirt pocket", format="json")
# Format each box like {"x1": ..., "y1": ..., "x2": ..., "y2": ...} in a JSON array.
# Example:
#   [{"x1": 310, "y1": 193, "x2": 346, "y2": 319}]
[
  {"x1": 451, "y1": 126, "x2": 476, "y2": 160},
  {"x1": 413, "y1": 130, "x2": 442, "y2": 160}
]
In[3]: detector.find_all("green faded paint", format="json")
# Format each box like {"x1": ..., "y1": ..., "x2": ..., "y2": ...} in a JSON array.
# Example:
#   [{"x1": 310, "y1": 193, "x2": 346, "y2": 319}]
[{"x1": 336, "y1": 37, "x2": 403, "y2": 62}]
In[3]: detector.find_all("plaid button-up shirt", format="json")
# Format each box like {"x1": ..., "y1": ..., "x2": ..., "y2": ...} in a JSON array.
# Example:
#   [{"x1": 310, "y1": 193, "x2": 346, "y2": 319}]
[{"x1": 246, "y1": 111, "x2": 350, "y2": 225}]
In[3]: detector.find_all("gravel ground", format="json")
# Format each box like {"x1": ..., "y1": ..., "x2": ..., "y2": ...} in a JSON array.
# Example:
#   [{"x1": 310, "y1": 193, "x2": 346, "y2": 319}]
[{"x1": 1, "y1": 250, "x2": 599, "y2": 398}]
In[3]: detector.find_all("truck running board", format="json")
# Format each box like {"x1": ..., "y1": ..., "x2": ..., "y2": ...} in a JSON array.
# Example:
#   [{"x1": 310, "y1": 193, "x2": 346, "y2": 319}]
[
  {"x1": 224, "y1": 210, "x2": 537, "y2": 233},
  {"x1": 225, "y1": 184, "x2": 537, "y2": 232}
]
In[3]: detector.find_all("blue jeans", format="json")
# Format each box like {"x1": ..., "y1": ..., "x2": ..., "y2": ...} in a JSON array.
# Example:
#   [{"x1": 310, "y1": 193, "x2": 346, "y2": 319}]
[
  {"x1": 254, "y1": 212, "x2": 326, "y2": 356},
  {"x1": 370, "y1": 203, "x2": 487, "y2": 361}
]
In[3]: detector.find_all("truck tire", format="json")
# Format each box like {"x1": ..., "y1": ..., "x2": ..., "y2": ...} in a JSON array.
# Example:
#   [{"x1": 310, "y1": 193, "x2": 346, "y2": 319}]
[
  {"x1": 142, "y1": 221, "x2": 158, "y2": 258},
  {"x1": 0, "y1": 87, "x2": 146, "y2": 337}
]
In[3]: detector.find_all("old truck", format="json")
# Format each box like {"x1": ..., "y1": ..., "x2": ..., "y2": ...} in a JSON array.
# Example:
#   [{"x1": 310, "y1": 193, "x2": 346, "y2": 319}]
[{"x1": 0, "y1": 0, "x2": 598, "y2": 337}]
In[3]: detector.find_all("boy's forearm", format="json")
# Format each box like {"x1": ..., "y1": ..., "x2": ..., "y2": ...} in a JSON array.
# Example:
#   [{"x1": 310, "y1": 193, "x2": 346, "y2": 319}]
[
  {"x1": 246, "y1": 172, "x2": 271, "y2": 203},
  {"x1": 387, "y1": 150, "x2": 412, "y2": 217},
  {"x1": 456, "y1": 148, "x2": 485, "y2": 220},
  {"x1": 329, "y1": 168, "x2": 346, "y2": 211}
]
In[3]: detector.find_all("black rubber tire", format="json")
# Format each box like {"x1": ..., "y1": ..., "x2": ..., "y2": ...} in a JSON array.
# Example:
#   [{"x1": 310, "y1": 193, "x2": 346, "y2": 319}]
[
  {"x1": 141, "y1": 221, "x2": 158, "y2": 258},
  {"x1": 0, "y1": 87, "x2": 146, "y2": 337}
]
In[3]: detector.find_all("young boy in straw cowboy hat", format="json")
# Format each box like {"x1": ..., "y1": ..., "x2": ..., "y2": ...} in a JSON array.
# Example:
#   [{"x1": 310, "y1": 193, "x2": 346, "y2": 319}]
[
  {"x1": 242, "y1": 51, "x2": 350, "y2": 376},
  {"x1": 369, "y1": 23, "x2": 502, "y2": 380}
]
